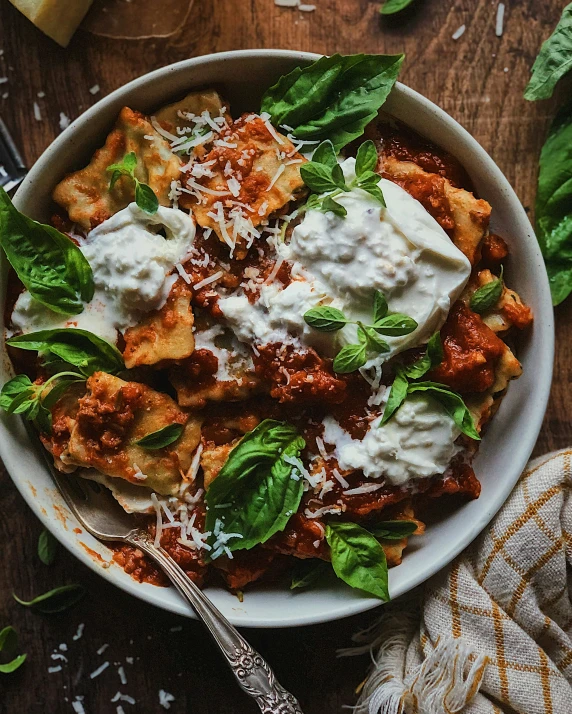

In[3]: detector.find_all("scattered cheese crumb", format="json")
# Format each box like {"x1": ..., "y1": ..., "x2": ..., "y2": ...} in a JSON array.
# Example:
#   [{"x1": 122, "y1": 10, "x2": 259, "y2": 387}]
[
  {"x1": 48, "y1": 665, "x2": 62, "y2": 673},
  {"x1": 89, "y1": 84, "x2": 100, "y2": 95},
  {"x1": 97, "y1": 643, "x2": 110, "y2": 655},
  {"x1": 37, "y1": 91, "x2": 45, "y2": 98},
  {"x1": 452, "y1": 24, "x2": 466, "y2": 40},
  {"x1": 90, "y1": 661, "x2": 110, "y2": 679},
  {"x1": 72, "y1": 697, "x2": 85, "y2": 714},
  {"x1": 33, "y1": 102, "x2": 42, "y2": 121},
  {"x1": 0, "y1": 77, "x2": 8, "y2": 85},
  {"x1": 495, "y1": 3, "x2": 505, "y2": 37},
  {"x1": 118, "y1": 665, "x2": 127, "y2": 685},
  {"x1": 59, "y1": 112, "x2": 70, "y2": 130},
  {"x1": 73, "y1": 623, "x2": 85, "y2": 641},
  {"x1": 159, "y1": 690, "x2": 176, "y2": 709}
]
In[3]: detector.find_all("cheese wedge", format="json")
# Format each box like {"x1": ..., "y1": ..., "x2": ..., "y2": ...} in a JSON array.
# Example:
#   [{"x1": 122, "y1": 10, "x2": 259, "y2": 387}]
[{"x1": 9, "y1": 0, "x2": 93, "y2": 47}]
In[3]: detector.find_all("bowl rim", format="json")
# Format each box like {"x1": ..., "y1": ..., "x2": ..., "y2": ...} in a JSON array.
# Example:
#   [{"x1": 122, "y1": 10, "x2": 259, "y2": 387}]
[{"x1": 1, "y1": 49, "x2": 554, "y2": 628}]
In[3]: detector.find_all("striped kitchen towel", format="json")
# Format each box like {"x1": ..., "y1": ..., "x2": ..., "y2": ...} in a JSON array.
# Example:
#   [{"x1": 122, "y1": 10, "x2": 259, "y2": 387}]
[{"x1": 342, "y1": 449, "x2": 572, "y2": 714}]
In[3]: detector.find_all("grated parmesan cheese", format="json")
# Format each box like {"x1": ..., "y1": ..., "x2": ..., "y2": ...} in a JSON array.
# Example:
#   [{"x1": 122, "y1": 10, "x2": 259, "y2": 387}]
[
  {"x1": 73, "y1": 623, "x2": 85, "y2": 640},
  {"x1": 193, "y1": 270, "x2": 224, "y2": 291},
  {"x1": 452, "y1": 24, "x2": 466, "y2": 40},
  {"x1": 59, "y1": 112, "x2": 70, "y2": 130},
  {"x1": 159, "y1": 690, "x2": 176, "y2": 710},
  {"x1": 175, "y1": 262, "x2": 192, "y2": 284},
  {"x1": 495, "y1": 3, "x2": 505, "y2": 37},
  {"x1": 89, "y1": 84, "x2": 100, "y2": 95},
  {"x1": 33, "y1": 102, "x2": 42, "y2": 121},
  {"x1": 72, "y1": 697, "x2": 86, "y2": 714},
  {"x1": 90, "y1": 661, "x2": 110, "y2": 679}
]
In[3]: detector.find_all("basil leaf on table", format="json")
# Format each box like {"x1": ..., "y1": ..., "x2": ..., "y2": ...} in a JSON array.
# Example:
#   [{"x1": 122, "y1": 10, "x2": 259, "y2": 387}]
[
  {"x1": 470, "y1": 268, "x2": 504, "y2": 314},
  {"x1": 261, "y1": 53, "x2": 404, "y2": 151},
  {"x1": 325, "y1": 521, "x2": 390, "y2": 601},
  {"x1": 7, "y1": 328, "x2": 124, "y2": 376},
  {"x1": 290, "y1": 560, "x2": 330, "y2": 590},
  {"x1": 38, "y1": 529, "x2": 57, "y2": 566},
  {"x1": 380, "y1": 0, "x2": 417, "y2": 15},
  {"x1": 205, "y1": 420, "x2": 306, "y2": 554},
  {"x1": 135, "y1": 423, "x2": 185, "y2": 450},
  {"x1": 0, "y1": 187, "x2": 94, "y2": 315},
  {"x1": 407, "y1": 382, "x2": 480, "y2": 440},
  {"x1": 524, "y1": 3, "x2": 572, "y2": 101},
  {"x1": 370, "y1": 520, "x2": 417, "y2": 540},
  {"x1": 13, "y1": 584, "x2": 85, "y2": 613},
  {"x1": 303, "y1": 305, "x2": 349, "y2": 332},
  {"x1": 535, "y1": 103, "x2": 572, "y2": 305},
  {"x1": 0, "y1": 627, "x2": 26, "y2": 675}
]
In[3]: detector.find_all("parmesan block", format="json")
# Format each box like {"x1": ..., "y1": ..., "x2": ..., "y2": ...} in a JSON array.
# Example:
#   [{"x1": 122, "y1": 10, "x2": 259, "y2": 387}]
[{"x1": 8, "y1": 0, "x2": 94, "y2": 47}]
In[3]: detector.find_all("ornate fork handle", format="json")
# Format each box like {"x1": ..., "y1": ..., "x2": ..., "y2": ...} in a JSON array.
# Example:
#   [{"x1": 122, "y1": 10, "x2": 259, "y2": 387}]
[{"x1": 131, "y1": 532, "x2": 304, "y2": 714}]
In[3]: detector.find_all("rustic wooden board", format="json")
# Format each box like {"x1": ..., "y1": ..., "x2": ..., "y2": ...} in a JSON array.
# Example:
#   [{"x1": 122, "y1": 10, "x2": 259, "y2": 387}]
[{"x1": 0, "y1": 1, "x2": 570, "y2": 711}]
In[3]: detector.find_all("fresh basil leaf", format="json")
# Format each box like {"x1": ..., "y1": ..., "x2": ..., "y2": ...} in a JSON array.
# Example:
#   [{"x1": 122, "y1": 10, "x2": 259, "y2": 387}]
[
  {"x1": 35, "y1": 402, "x2": 53, "y2": 435},
  {"x1": 109, "y1": 170, "x2": 122, "y2": 190},
  {"x1": 373, "y1": 290, "x2": 388, "y2": 322},
  {"x1": 470, "y1": 269, "x2": 503, "y2": 314},
  {"x1": 0, "y1": 188, "x2": 94, "y2": 315},
  {"x1": 536, "y1": 103, "x2": 572, "y2": 305},
  {"x1": 303, "y1": 194, "x2": 323, "y2": 212},
  {"x1": 325, "y1": 521, "x2": 389, "y2": 601},
  {"x1": 7, "y1": 328, "x2": 124, "y2": 376},
  {"x1": 0, "y1": 626, "x2": 17, "y2": 652},
  {"x1": 321, "y1": 195, "x2": 347, "y2": 217},
  {"x1": 135, "y1": 423, "x2": 185, "y2": 450},
  {"x1": 290, "y1": 560, "x2": 329, "y2": 590},
  {"x1": 41, "y1": 377, "x2": 83, "y2": 410},
  {"x1": 38, "y1": 529, "x2": 57, "y2": 566},
  {"x1": 0, "y1": 654, "x2": 27, "y2": 674},
  {"x1": 333, "y1": 343, "x2": 367, "y2": 373},
  {"x1": 13, "y1": 584, "x2": 85, "y2": 613},
  {"x1": 380, "y1": 0, "x2": 417, "y2": 14},
  {"x1": 374, "y1": 313, "x2": 418, "y2": 336},
  {"x1": 403, "y1": 332, "x2": 443, "y2": 379},
  {"x1": 300, "y1": 162, "x2": 340, "y2": 194},
  {"x1": 407, "y1": 382, "x2": 480, "y2": 440},
  {"x1": 205, "y1": 420, "x2": 305, "y2": 553},
  {"x1": 304, "y1": 305, "x2": 349, "y2": 331},
  {"x1": 311, "y1": 140, "x2": 338, "y2": 169},
  {"x1": 380, "y1": 369, "x2": 409, "y2": 424},
  {"x1": 0, "y1": 375, "x2": 33, "y2": 411},
  {"x1": 359, "y1": 180, "x2": 387, "y2": 207},
  {"x1": 107, "y1": 151, "x2": 137, "y2": 177},
  {"x1": 261, "y1": 53, "x2": 404, "y2": 151},
  {"x1": 524, "y1": 4, "x2": 572, "y2": 101},
  {"x1": 370, "y1": 520, "x2": 417, "y2": 540},
  {"x1": 135, "y1": 181, "x2": 159, "y2": 215},
  {"x1": 6, "y1": 389, "x2": 36, "y2": 415},
  {"x1": 355, "y1": 140, "x2": 378, "y2": 177},
  {"x1": 331, "y1": 163, "x2": 348, "y2": 190},
  {"x1": 361, "y1": 325, "x2": 390, "y2": 353}
]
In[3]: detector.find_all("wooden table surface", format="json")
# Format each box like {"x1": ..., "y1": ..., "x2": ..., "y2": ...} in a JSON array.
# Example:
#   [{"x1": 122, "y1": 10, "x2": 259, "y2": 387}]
[{"x1": 0, "y1": 1, "x2": 570, "y2": 712}]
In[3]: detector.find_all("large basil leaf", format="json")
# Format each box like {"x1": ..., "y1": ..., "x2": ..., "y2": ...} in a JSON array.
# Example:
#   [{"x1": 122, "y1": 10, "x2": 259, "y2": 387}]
[
  {"x1": 135, "y1": 424, "x2": 184, "y2": 450},
  {"x1": 261, "y1": 53, "x2": 404, "y2": 151},
  {"x1": 7, "y1": 328, "x2": 124, "y2": 376},
  {"x1": 407, "y1": 382, "x2": 480, "y2": 440},
  {"x1": 535, "y1": 103, "x2": 572, "y2": 305},
  {"x1": 0, "y1": 187, "x2": 93, "y2": 315},
  {"x1": 325, "y1": 521, "x2": 389, "y2": 601},
  {"x1": 524, "y1": 4, "x2": 572, "y2": 101},
  {"x1": 205, "y1": 420, "x2": 306, "y2": 554}
]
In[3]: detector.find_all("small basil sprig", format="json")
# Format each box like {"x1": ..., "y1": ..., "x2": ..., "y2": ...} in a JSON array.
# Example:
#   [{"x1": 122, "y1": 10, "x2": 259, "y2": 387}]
[
  {"x1": 325, "y1": 521, "x2": 390, "y2": 601},
  {"x1": 402, "y1": 331, "x2": 444, "y2": 380},
  {"x1": 134, "y1": 423, "x2": 184, "y2": 450},
  {"x1": 0, "y1": 626, "x2": 26, "y2": 675},
  {"x1": 260, "y1": 53, "x2": 404, "y2": 151},
  {"x1": 381, "y1": 368, "x2": 480, "y2": 441},
  {"x1": 0, "y1": 187, "x2": 94, "y2": 316},
  {"x1": 107, "y1": 152, "x2": 159, "y2": 214},
  {"x1": 290, "y1": 560, "x2": 329, "y2": 590},
  {"x1": 304, "y1": 290, "x2": 417, "y2": 374},
  {"x1": 38, "y1": 529, "x2": 58, "y2": 566},
  {"x1": 0, "y1": 372, "x2": 84, "y2": 434},
  {"x1": 7, "y1": 328, "x2": 125, "y2": 377},
  {"x1": 13, "y1": 584, "x2": 85, "y2": 614},
  {"x1": 300, "y1": 140, "x2": 385, "y2": 216},
  {"x1": 470, "y1": 267, "x2": 504, "y2": 315},
  {"x1": 380, "y1": 0, "x2": 417, "y2": 14},
  {"x1": 205, "y1": 420, "x2": 306, "y2": 556}
]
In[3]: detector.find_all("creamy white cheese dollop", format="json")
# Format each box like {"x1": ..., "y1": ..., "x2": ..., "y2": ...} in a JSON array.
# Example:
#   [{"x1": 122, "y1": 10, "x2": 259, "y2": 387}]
[
  {"x1": 11, "y1": 203, "x2": 195, "y2": 342},
  {"x1": 323, "y1": 394, "x2": 460, "y2": 486}
]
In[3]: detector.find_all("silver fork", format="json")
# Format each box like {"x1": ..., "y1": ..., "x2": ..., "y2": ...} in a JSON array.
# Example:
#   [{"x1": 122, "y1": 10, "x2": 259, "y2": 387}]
[
  {"x1": 0, "y1": 118, "x2": 27, "y2": 193},
  {"x1": 40, "y1": 456, "x2": 303, "y2": 713}
]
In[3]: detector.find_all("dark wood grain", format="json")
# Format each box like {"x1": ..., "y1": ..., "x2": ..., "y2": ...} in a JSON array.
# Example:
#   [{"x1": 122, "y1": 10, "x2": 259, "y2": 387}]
[{"x1": 0, "y1": 1, "x2": 570, "y2": 711}]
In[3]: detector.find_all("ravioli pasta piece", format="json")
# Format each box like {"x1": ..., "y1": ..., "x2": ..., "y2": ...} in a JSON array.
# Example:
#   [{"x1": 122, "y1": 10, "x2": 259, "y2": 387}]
[
  {"x1": 155, "y1": 90, "x2": 230, "y2": 135},
  {"x1": 123, "y1": 280, "x2": 195, "y2": 369},
  {"x1": 64, "y1": 372, "x2": 201, "y2": 496},
  {"x1": 463, "y1": 269, "x2": 533, "y2": 333},
  {"x1": 380, "y1": 155, "x2": 491, "y2": 265},
  {"x1": 53, "y1": 108, "x2": 182, "y2": 230},
  {"x1": 182, "y1": 114, "x2": 306, "y2": 257}
]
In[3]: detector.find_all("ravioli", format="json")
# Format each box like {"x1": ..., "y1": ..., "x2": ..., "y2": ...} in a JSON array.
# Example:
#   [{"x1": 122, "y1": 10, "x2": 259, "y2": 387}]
[
  {"x1": 155, "y1": 90, "x2": 230, "y2": 134},
  {"x1": 180, "y1": 114, "x2": 306, "y2": 257},
  {"x1": 53, "y1": 107, "x2": 182, "y2": 230},
  {"x1": 380, "y1": 155, "x2": 491, "y2": 265},
  {"x1": 65, "y1": 372, "x2": 201, "y2": 496},
  {"x1": 123, "y1": 279, "x2": 195, "y2": 369},
  {"x1": 464, "y1": 269, "x2": 533, "y2": 333}
]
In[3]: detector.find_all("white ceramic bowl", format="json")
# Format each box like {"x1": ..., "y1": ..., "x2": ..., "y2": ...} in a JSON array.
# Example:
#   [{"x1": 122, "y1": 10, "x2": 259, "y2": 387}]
[{"x1": 0, "y1": 50, "x2": 554, "y2": 628}]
